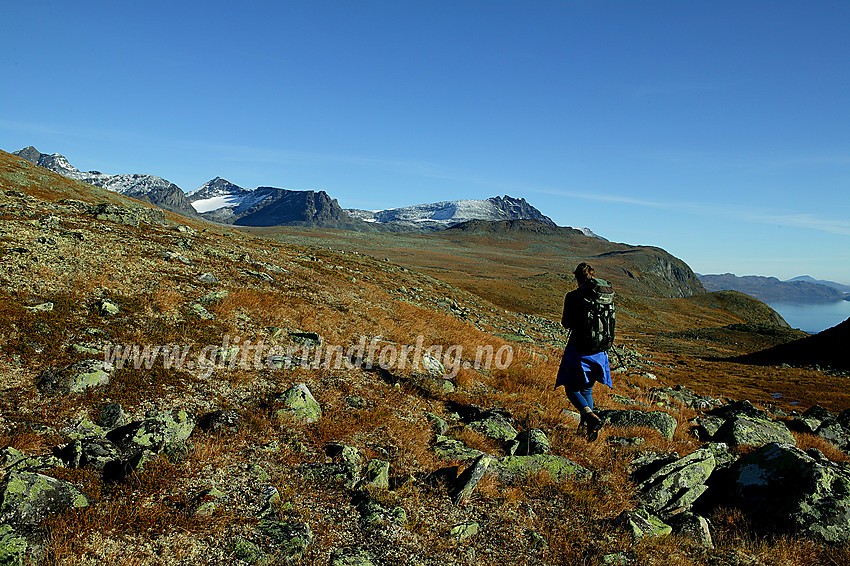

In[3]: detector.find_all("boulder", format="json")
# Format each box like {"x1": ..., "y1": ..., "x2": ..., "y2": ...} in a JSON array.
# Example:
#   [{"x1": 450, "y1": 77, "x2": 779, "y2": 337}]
[
  {"x1": 616, "y1": 509, "x2": 671, "y2": 539},
  {"x1": 467, "y1": 413, "x2": 517, "y2": 443},
  {"x1": 489, "y1": 454, "x2": 590, "y2": 483},
  {"x1": 720, "y1": 442, "x2": 850, "y2": 542},
  {"x1": 712, "y1": 415, "x2": 795, "y2": 447},
  {"x1": 36, "y1": 360, "x2": 113, "y2": 394},
  {"x1": 452, "y1": 455, "x2": 492, "y2": 505},
  {"x1": 450, "y1": 521, "x2": 480, "y2": 540},
  {"x1": 637, "y1": 447, "x2": 717, "y2": 518},
  {"x1": 106, "y1": 410, "x2": 194, "y2": 453},
  {"x1": 258, "y1": 519, "x2": 313, "y2": 564},
  {"x1": 432, "y1": 438, "x2": 485, "y2": 463},
  {"x1": 514, "y1": 429, "x2": 551, "y2": 456},
  {"x1": 276, "y1": 384, "x2": 322, "y2": 423},
  {"x1": 669, "y1": 512, "x2": 714, "y2": 548},
  {"x1": 0, "y1": 471, "x2": 90, "y2": 525},
  {"x1": 361, "y1": 460, "x2": 390, "y2": 490},
  {"x1": 597, "y1": 410, "x2": 678, "y2": 441},
  {"x1": 0, "y1": 524, "x2": 29, "y2": 566}
]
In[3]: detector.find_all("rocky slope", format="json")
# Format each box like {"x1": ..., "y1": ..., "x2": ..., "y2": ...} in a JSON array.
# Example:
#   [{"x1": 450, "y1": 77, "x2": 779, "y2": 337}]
[
  {"x1": 2, "y1": 149, "x2": 850, "y2": 566},
  {"x1": 13, "y1": 146, "x2": 197, "y2": 217}
]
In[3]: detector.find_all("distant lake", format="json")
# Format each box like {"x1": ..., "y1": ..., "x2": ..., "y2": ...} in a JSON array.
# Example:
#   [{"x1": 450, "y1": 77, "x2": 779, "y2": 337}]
[{"x1": 766, "y1": 300, "x2": 850, "y2": 334}]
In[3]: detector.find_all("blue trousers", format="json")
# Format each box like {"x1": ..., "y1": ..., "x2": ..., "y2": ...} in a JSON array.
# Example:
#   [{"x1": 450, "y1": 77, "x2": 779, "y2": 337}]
[{"x1": 566, "y1": 385, "x2": 594, "y2": 411}]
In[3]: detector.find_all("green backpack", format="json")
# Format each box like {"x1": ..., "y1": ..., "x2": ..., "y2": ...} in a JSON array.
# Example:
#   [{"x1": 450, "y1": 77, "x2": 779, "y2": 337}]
[{"x1": 577, "y1": 278, "x2": 615, "y2": 353}]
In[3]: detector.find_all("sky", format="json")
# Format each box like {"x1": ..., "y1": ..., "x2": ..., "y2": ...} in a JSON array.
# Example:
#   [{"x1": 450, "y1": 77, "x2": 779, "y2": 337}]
[{"x1": 2, "y1": 1, "x2": 849, "y2": 285}]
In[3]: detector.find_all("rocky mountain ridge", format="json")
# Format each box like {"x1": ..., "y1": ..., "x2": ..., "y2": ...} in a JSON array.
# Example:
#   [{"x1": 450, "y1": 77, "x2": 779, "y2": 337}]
[
  {"x1": 13, "y1": 146, "x2": 197, "y2": 218},
  {"x1": 345, "y1": 196, "x2": 562, "y2": 233},
  {"x1": 12, "y1": 146, "x2": 599, "y2": 235},
  {"x1": 699, "y1": 273, "x2": 850, "y2": 303}
]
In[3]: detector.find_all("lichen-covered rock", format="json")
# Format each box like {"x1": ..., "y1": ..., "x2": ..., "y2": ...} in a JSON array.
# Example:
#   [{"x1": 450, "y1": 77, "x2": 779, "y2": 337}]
[
  {"x1": 722, "y1": 442, "x2": 850, "y2": 542},
  {"x1": 597, "y1": 410, "x2": 678, "y2": 441},
  {"x1": 258, "y1": 519, "x2": 313, "y2": 564},
  {"x1": 105, "y1": 410, "x2": 195, "y2": 455},
  {"x1": 490, "y1": 454, "x2": 590, "y2": 483},
  {"x1": 451, "y1": 521, "x2": 480, "y2": 540},
  {"x1": 354, "y1": 494, "x2": 407, "y2": 528},
  {"x1": 616, "y1": 509, "x2": 671, "y2": 539},
  {"x1": 361, "y1": 459, "x2": 390, "y2": 490},
  {"x1": 467, "y1": 413, "x2": 517, "y2": 442},
  {"x1": 56, "y1": 437, "x2": 123, "y2": 470},
  {"x1": 712, "y1": 415, "x2": 795, "y2": 447},
  {"x1": 276, "y1": 383, "x2": 322, "y2": 423},
  {"x1": 0, "y1": 448, "x2": 64, "y2": 475},
  {"x1": 452, "y1": 455, "x2": 492, "y2": 505},
  {"x1": 514, "y1": 429, "x2": 551, "y2": 456},
  {"x1": 432, "y1": 437, "x2": 485, "y2": 463},
  {"x1": 0, "y1": 524, "x2": 28, "y2": 566},
  {"x1": 669, "y1": 512, "x2": 714, "y2": 548},
  {"x1": 97, "y1": 403, "x2": 126, "y2": 429},
  {"x1": 0, "y1": 471, "x2": 90, "y2": 525},
  {"x1": 637, "y1": 447, "x2": 717, "y2": 518},
  {"x1": 36, "y1": 360, "x2": 113, "y2": 394},
  {"x1": 99, "y1": 298, "x2": 119, "y2": 317}
]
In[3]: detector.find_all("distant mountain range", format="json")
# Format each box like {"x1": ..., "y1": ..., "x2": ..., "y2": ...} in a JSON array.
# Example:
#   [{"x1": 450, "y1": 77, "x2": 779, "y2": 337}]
[
  {"x1": 698, "y1": 273, "x2": 850, "y2": 303},
  {"x1": 13, "y1": 146, "x2": 197, "y2": 217},
  {"x1": 13, "y1": 146, "x2": 592, "y2": 234}
]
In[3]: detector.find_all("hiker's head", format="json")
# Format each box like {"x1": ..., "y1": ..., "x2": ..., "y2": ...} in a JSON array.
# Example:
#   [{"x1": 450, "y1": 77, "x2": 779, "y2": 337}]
[{"x1": 574, "y1": 262, "x2": 595, "y2": 285}]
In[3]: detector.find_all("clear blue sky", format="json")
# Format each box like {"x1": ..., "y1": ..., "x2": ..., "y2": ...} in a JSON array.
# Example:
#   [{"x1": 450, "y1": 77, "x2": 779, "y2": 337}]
[{"x1": 3, "y1": 1, "x2": 849, "y2": 284}]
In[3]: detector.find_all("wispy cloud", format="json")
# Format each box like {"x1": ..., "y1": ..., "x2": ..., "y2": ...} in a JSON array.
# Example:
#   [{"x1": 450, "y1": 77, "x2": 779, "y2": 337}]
[
  {"x1": 747, "y1": 212, "x2": 850, "y2": 235},
  {"x1": 522, "y1": 185, "x2": 850, "y2": 236}
]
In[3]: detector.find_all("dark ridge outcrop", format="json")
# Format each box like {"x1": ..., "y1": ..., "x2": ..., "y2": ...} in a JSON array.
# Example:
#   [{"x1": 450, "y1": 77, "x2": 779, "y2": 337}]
[{"x1": 731, "y1": 317, "x2": 850, "y2": 371}]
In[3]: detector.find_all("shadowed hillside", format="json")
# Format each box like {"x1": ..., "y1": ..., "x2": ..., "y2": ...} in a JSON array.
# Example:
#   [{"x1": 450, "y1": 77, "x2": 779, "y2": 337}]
[{"x1": 733, "y1": 317, "x2": 850, "y2": 371}]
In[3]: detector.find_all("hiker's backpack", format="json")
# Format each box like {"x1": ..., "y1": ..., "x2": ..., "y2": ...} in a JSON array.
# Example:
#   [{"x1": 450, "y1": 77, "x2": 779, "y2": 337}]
[{"x1": 576, "y1": 278, "x2": 615, "y2": 353}]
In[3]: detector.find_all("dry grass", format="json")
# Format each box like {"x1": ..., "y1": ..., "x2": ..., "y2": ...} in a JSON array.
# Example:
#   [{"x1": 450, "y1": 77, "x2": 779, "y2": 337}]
[{"x1": 3, "y1": 149, "x2": 849, "y2": 564}]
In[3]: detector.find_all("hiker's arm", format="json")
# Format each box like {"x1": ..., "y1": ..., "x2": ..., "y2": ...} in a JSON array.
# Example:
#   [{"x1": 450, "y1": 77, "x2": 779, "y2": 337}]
[{"x1": 561, "y1": 294, "x2": 570, "y2": 329}]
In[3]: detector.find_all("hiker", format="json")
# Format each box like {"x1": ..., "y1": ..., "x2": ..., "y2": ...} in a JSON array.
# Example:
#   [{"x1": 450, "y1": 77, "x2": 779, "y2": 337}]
[{"x1": 556, "y1": 262, "x2": 615, "y2": 441}]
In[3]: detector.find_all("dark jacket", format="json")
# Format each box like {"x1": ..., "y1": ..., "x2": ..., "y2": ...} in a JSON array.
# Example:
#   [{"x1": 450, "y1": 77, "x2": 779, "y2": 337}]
[{"x1": 561, "y1": 278, "x2": 615, "y2": 354}]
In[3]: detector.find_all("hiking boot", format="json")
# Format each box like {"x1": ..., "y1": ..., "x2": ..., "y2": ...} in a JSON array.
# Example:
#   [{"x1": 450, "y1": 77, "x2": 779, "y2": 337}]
[
  {"x1": 576, "y1": 414, "x2": 588, "y2": 436},
  {"x1": 585, "y1": 412, "x2": 603, "y2": 442}
]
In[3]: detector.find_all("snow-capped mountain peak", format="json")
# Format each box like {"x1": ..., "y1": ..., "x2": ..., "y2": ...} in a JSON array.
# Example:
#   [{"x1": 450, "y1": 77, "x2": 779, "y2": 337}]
[
  {"x1": 12, "y1": 146, "x2": 196, "y2": 216},
  {"x1": 346, "y1": 195, "x2": 555, "y2": 228}
]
